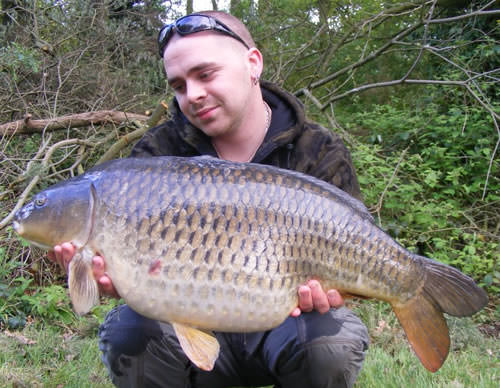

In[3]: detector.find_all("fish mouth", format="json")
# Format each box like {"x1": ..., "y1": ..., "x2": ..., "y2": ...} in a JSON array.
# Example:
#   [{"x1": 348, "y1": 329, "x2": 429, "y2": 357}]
[{"x1": 12, "y1": 220, "x2": 23, "y2": 234}]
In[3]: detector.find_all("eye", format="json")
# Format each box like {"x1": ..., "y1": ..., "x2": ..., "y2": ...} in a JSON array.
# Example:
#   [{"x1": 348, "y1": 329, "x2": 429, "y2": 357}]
[
  {"x1": 35, "y1": 195, "x2": 47, "y2": 207},
  {"x1": 173, "y1": 85, "x2": 185, "y2": 94},
  {"x1": 199, "y1": 70, "x2": 215, "y2": 80}
]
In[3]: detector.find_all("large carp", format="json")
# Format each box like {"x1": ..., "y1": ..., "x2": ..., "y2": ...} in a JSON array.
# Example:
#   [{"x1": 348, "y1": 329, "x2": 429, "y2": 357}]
[{"x1": 13, "y1": 156, "x2": 487, "y2": 372}]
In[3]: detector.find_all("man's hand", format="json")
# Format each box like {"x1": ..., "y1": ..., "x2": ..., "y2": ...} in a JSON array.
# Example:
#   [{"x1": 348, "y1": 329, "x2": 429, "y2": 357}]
[
  {"x1": 92, "y1": 256, "x2": 120, "y2": 298},
  {"x1": 290, "y1": 279, "x2": 344, "y2": 317},
  {"x1": 47, "y1": 242, "x2": 74, "y2": 273},
  {"x1": 47, "y1": 243, "x2": 119, "y2": 298}
]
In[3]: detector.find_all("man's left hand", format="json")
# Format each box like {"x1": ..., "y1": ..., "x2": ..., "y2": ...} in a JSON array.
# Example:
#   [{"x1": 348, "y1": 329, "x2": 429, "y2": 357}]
[{"x1": 290, "y1": 279, "x2": 344, "y2": 317}]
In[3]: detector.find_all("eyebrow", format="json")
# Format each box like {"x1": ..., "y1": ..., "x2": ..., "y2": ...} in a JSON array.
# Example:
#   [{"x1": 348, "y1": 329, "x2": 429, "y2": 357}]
[{"x1": 167, "y1": 62, "x2": 220, "y2": 86}]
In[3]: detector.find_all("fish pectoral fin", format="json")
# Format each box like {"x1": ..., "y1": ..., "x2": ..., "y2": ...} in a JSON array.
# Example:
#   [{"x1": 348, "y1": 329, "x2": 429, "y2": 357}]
[
  {"x1": 68, "y1": 250, "x2": 99, "y2": 315},
  {"x1": 392, "y1": 295, "x2": 449, "y2": 373},
  {"x1": 172, "y1": 322, "x2": 220, "y2": 371}
]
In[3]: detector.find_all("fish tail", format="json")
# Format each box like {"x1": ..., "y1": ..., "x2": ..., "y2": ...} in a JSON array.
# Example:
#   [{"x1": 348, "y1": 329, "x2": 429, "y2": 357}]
[
  {"x1": 68, "y1": 250, "x2": 100, "y2": 315},
  {"x1": 392, "y1": 255, "x2": 488, "y2": 372}
]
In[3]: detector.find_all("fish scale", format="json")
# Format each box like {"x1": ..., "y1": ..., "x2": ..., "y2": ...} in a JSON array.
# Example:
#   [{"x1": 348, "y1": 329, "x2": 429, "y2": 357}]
[{"x1": 13, "y1": 156, "x2": 488, "y2": 372}]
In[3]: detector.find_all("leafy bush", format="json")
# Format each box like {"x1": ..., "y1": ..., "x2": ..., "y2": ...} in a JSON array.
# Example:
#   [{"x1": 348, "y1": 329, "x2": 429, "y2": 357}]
[
  {"x1": 344, "y1": 96, "x2": 499, "y2": 293},
  {"x1": 20, "y1": 285, "x2": 75, "y2": 325},
  {"x1": 0, "y1": 43, "x2": 41, "y2": 82}
]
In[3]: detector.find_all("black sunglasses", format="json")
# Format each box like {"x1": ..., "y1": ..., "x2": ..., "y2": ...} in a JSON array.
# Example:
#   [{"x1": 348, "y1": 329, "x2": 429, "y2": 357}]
[{"x1": 158, "y1": 14, "x2": 250, "y2": 57}]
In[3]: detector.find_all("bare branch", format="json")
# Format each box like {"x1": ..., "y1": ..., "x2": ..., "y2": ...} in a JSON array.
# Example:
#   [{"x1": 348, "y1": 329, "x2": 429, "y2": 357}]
[
  {"x1": 0, "y1": 175, "x2": 41, "y2": 230},
  {"x1": 483, "y1": 114, "x2": 500, "y2": 200},
  {"x1": 97, "y1": 125, "x2": 149, "y2": 163},
  {"x1": 296, "y1": 22, "x2": 422, "y2": 96},
  {"x1": 97, "y1": 99, "x2": 170, "y2": 162},
  {"x1": 372, "y1": 146, "x2": 410, "y2": 226},
  {"x1": 301, "y1": 88, "x2": 354, "y2": 146},
  {"x1": 401, "y1": 0, "x2": 437, "y2": 81},
  {"x1": 0, "y1": 111, "x2": 149, "y2": 135},
  {"x1": 429, "y1": 9, "x2": 500, "y2": 24},
  {"x1": 0, "y1": 137, "x2": 94, "y2": 230},
  {"x1": 317, "y1": 77, "x2": 500, "y2": 122}
]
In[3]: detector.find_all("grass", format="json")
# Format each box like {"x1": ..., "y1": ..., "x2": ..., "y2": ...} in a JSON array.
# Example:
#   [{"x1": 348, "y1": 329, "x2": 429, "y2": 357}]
[
  {"x1": 357, "y1": 323, "x2": 498, "y2": 388},
  {"x1": 0, "y1": 318, "x2": 113, "y2": 388},
  {"x1": 0, "y1": 301, "x2": 497, "y2": 387}
]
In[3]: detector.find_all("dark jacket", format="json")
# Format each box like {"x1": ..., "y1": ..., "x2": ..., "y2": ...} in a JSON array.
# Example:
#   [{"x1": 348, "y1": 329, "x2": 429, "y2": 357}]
[{"x1": 131, "y1": 81, "x2": 362, "y2": 200}]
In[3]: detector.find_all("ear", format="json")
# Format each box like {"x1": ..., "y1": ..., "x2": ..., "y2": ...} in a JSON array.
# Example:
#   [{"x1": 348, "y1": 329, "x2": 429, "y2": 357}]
[{"x1": 246, "y1": 47, "x2": 263, "y2": 79}]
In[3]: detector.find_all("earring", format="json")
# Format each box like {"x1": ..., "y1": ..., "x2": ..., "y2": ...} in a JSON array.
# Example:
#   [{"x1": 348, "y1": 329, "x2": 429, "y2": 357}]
[{"x1": 252, "y1": 75, "x2": 260, "y2": 85}]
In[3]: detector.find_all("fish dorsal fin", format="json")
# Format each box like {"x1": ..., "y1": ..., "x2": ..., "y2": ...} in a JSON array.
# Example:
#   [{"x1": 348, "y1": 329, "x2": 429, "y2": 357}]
[
  {"x1": 68, "y1": 248, "x2": 99, "y2": 315},
  {"x1": 172, "y1": 322, "x2": 220, "y2": 371}
]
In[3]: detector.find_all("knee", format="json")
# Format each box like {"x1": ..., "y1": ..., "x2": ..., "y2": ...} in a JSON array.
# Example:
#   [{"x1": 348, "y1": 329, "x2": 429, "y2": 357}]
[
  {"x1": 98, "y1": 305, "x2": 191, "y2": 387},
  {"x1": 268, "y1": 308, "x2": 369, "y2": 388},
  {"x1": 98, "y1": 305, "x2": 170, "y2": 381},
  {"x1": 98, "y1": 304, "x2": 163, "y2": 356},
  {"x1": 303, "y1": 337, "x2": 368, "y2": 387}
]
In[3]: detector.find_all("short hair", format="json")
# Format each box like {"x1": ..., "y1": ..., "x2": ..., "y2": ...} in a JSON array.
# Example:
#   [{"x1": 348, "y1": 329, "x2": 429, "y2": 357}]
[{"x1": 196, "y1": 10, "x2": 256, "y2": 48}]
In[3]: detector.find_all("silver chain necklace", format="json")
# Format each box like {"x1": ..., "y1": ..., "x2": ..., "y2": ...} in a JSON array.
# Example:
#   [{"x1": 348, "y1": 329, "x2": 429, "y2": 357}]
[{"x1": 213, "y1": 101, "x2": 272, "y2": 162}]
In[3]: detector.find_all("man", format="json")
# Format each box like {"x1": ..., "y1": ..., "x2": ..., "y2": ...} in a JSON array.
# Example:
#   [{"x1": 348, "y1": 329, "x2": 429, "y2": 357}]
[{"x1": 50, "y1": 11, "x2": 369, "y2": 388}]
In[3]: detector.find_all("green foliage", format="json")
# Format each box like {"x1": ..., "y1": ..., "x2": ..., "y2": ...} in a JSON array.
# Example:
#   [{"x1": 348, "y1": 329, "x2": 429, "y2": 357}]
[
  {"x1": 0, "y1": 43, "x2": 40, "y2": 82},
  {"x1": 0, "y1": 237, "x2": 120, "y2": 328},
  {"x1": 20, "y1": 285, "x2": 75, "y2": 325},
  {"x1": 0, "y1": 244, "x2": 32, "y2": 329},
  {"x1": 0, "y1": 0, "x2": 168, "y2": 119},
  {"x1": 0, "y1": 279, "x2": 31, "y2": 329},
  {"x1": 344, "y1": 95, "x2": 499, "y2": 292}
]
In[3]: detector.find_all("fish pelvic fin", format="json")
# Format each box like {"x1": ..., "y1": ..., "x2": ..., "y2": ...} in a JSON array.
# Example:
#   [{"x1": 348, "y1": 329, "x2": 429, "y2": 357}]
[
  {"x1": 68, "y1": 249, "x2": 99, "y2": 315},
  {"x1": 172, "y1": 322, "x2": 220, "y2": 371},
  {"x1": 392, "y1": 255, "x2": 488, "y2": 373}
]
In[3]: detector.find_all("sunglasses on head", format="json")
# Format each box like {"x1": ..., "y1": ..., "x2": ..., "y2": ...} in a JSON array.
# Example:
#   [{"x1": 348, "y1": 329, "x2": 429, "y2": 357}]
[{"x1": 158, "y1": 14, "x2": 250, "y2": 57}]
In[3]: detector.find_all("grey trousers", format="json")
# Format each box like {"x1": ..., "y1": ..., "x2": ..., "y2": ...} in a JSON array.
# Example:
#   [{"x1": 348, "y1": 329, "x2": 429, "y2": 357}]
[{"x1": 98, "y1": 305, "x2": 369, "y2": 388}]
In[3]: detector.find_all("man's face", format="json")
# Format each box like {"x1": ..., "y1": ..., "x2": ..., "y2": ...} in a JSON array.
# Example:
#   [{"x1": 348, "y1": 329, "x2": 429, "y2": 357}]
[{"x1": 164, "y1": 32, "x2": 257, "y2": 138}]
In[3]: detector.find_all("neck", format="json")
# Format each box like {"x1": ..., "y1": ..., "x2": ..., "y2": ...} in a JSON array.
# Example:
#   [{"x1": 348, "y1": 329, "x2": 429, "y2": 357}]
[{"x1": 212, "y1": 98, "x2": 271, "y2": 163}]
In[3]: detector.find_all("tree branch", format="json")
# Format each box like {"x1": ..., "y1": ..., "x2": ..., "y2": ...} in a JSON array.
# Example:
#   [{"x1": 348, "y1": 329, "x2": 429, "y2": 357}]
[
  {"x1": 428, "y1": 9, "x2": 500, "y2": 24},
  {"x1": 295, "y1": 22, "x2": 422, "y2": 96},
  {"x1": 0, "y1": 110, "x2": 149, "y2": 135},
  {"x1": 0, "y1": 138, "x2": 95, "y2": 230}
]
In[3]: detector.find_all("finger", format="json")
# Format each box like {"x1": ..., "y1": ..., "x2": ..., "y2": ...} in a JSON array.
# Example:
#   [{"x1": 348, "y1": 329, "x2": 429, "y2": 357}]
[
  {"x1": 49, "y1": 245, "x2": 61, "y2": 263},
  {"x1": 289, "y1": 307, "x2": 302, "y2": 317},
  {"x1": 60, "y1": 242, "x2": 74, "y2": 259},
  {"x1": 297, "y1": 285, "x2": 313, "y2": 312},
  {"x1": 51, "y1": 245, "x2": 65, "y2": 269},
  {"x1": 327, "y1": 289, "x2": 344, "y2": 308},
  {"x1": 92, "y1": 256, "x2": 120, "y2": 298},
  {"x1": 97, "y1": 275, "x2": 120, "y2": 299},
  {"x1": 92, "y1": 256, "x2": 106, "y2": 278},
  {"x1": 60, "y1": 243, "x2": 75, "y2": 271},
  {"x1": 308, "y1": 280, "x2": 330, "y2": 314}
]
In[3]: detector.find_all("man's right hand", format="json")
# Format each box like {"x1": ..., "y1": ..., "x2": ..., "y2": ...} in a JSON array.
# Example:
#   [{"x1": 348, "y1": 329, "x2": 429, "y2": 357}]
[{"x1": 47, "y1": 243, "x2": 120, "y2": 298}]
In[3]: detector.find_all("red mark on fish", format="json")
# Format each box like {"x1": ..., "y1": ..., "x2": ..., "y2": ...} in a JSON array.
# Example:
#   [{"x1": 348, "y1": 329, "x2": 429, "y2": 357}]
[{"x1": 148, "y1": 259, "x2": 162, "y2": 275}]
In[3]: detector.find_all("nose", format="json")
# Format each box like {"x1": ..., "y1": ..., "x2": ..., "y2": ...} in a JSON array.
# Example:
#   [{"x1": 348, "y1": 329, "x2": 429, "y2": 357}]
[{"x1": 186, "y1": 80, "x2": 207, "y2": 105}]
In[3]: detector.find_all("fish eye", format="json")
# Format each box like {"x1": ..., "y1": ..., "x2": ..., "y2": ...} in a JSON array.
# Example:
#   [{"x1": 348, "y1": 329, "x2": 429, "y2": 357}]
[{"x1": 35, "y1": 195, "x2": 47, "y2": 207}]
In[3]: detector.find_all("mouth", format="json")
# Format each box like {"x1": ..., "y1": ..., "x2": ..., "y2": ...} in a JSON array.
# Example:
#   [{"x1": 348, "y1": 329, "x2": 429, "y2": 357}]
[{"x1": 195, "y1": 106, "x2": 217, "y2": 120}]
